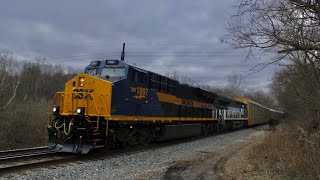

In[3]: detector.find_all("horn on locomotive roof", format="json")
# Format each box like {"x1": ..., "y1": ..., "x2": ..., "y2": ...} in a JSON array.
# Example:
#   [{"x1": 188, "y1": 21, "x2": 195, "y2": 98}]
[{"x1": 121, "y1": 43, "x2": 125, "y2": 61}]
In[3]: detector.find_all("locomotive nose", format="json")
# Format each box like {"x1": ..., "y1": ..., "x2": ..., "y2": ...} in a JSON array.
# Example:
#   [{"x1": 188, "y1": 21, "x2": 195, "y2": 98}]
[
  {"x1": 61, "y1": 74, "x2": 112, "y2": 116},
  {"x1": 48, "y1": 74, "x2": 113, "y2": 154}
]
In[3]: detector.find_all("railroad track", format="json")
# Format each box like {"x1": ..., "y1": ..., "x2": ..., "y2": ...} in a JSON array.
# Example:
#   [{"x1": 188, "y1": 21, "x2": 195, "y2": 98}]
[
  {"x1": 0, "y1": 147, "x2": 76, "y2": 176},
  {"x1": 0, "y1": 146, "x2": 55, "y2": 161}
]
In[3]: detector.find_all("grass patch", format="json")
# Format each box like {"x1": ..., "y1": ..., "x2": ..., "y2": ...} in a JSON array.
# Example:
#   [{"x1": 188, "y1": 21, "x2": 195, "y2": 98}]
[
  {"x1": 0, "y1": 100, "x2": 49, "y2": 151},
  {"x1": 249, "y1": 124, "x2": 320, "y2": 179}
]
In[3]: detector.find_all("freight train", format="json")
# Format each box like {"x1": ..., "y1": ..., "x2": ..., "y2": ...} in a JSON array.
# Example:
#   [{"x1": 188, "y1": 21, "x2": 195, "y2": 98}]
[{"x1": 47, "y1": 44, "x2": 284, "y2": 154}]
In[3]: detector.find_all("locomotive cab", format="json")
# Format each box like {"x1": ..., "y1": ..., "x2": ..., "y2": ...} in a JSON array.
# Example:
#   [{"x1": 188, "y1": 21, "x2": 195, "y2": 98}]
[{"x1": 84, "y1": 59, "x2": 129, "y2": 83}]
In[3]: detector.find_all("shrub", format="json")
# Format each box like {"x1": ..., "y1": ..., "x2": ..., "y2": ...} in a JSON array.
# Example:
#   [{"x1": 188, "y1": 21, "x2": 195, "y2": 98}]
[{"x1": 249, "y1": 122, "x2": 320, "y2": 179}]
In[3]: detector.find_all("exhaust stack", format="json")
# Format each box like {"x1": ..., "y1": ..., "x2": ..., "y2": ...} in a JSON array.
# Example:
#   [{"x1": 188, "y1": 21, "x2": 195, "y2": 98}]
[{"x1": 121, "y1": 43, "x2": 125, "y2": 61}]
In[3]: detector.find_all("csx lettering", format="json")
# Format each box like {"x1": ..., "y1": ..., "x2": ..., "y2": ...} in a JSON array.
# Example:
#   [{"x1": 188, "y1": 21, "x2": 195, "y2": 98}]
[
  {"x1": 74, "y1": 94, "x2": 93, "y2": 100},
  {"x1": 73, "y1": 89, "x2": 94, "y2": 93},
  {"x1": 73, "y1": 89, "x2": 94, "y2": 100}
]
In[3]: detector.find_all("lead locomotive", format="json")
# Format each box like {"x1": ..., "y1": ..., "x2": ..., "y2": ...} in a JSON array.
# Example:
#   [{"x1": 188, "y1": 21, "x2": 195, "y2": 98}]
[{"x1": 47, "y1": 44, "x2": 283, "y2": 154}]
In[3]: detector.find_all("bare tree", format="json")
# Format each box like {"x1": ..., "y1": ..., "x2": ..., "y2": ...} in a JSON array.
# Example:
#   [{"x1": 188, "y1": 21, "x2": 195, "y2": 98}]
[
  {"x1": 225, "y1": 0, "x2": 320, "y2": 54},
  {"x1": 224, "y1": 0, "x2": 320, "y2": 78},
  {"x1": 203, "y1": 72, "x2": 247, "y2": 98},
  {"x1": 0, "y1": 54, "x2": 22, "y2": 110},
  {"x1": 224, "y1": 0, "x2": 320, "y2": 127},
  {"x1": 225, "y1": 73, "x2": 246, "y2": 97},
  {"x1": 2, "y1": 73, "x2": 22, "y2": 109}
]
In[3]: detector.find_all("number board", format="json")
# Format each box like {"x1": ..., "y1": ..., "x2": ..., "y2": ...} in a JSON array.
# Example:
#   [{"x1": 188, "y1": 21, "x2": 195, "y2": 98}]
[{"x1": 105, "y1": 60, "x2": 119, "y2": 65}]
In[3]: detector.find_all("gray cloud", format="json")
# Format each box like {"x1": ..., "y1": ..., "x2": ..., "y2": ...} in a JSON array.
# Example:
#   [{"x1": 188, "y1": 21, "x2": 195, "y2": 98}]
[{"x1": 0, "y1": 0, "x2": 278, "y2": 90}]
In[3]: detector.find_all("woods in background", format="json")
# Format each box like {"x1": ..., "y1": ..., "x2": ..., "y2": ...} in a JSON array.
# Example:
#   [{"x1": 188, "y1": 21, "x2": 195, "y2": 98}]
[{"x1": 0, "y1": 54, "x2": 76, "y2": 150}]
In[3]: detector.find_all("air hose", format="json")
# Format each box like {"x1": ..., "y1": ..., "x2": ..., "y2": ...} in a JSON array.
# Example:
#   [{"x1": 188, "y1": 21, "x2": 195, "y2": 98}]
[
  {"x1": 54, "y1": 119, "x2": 73, "y2": 135},
  {"x1": 64, "y1": 122, "x2": 72, "y2": 135},
  {"x1": 54, "y1": 120, "x2": 64, "y2": 129}
]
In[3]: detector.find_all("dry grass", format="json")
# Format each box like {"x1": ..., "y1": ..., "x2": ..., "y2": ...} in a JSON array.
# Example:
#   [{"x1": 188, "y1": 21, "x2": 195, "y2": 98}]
[
  {"x1": 249, "y1": 123, "x2": 320, "y2": 179},
  {"x1": 0, "y1": 100, "x2": 49, "y2": 151}
]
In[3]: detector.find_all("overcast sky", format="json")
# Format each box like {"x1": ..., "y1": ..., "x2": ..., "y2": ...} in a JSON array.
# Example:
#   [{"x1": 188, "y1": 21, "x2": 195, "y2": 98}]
[{"x1": 0, "y1": 0, "x2": 281, "y2": 90}]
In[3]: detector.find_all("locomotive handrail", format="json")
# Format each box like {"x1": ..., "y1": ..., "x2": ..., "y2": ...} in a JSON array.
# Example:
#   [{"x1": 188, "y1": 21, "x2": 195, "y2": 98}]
[
  {"x1": 48, "y1": 92, "x2": 64, "y2": 122},
  {"x1": 88, "y1": 93, "x2": 102, "y2": 132},
  {"x1": 99, "y1": 93, "x2": 109, "y2": 117},
  {"x1": 90, "y1": 92, "x2": 100, "y2": 115},
  {"x1": 85, "y1": 116, "x2": 100, "y2": 132}
]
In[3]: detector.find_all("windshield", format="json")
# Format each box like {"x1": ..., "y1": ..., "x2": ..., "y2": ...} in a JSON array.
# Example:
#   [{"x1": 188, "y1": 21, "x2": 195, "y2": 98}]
[
  {"x1": 101, "y1": 68, "x2": 126, "y2": 77},
  {"x1": 85, "y1": 69, "x2": 98, "y2": 76}
]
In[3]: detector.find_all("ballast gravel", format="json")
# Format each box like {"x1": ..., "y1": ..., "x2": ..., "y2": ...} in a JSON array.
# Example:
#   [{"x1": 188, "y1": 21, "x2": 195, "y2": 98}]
[{"x1": 7, "y1": 125, "x2": 267, "y2": 180}]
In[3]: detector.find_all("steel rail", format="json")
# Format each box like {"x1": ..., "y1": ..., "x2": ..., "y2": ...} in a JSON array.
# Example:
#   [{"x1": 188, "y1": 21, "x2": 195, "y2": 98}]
[
  {"x1": 0, "y1": 147, "x2": 52, "y2": 161},
  {"x1": 0, "y1": 146, "x2": 48, "y2": 155}
]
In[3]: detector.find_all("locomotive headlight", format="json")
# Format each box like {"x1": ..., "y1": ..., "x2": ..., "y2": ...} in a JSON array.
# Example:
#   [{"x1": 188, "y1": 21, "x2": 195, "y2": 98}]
[
  {"x1": 77, "y1": 107, "x2": 85, "y2": 115},
  {"x1": 52, "y1": 106, "x2": 60, "y2": 115}
]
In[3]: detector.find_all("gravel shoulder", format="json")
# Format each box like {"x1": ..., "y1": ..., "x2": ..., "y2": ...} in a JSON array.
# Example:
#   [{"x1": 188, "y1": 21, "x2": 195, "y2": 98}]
[
  {"x1": 5, "y1": 125, "x2": 268, "y2": 180},
  {"x1": 139, "y1": 127, "x2": 268, "y2": 180}
]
